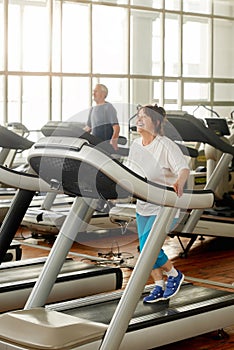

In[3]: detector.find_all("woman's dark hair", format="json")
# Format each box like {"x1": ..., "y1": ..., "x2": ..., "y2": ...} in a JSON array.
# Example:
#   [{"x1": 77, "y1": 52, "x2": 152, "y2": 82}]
[{"x1": 139, "y1": 104, "x2": 166, "y2": 135}]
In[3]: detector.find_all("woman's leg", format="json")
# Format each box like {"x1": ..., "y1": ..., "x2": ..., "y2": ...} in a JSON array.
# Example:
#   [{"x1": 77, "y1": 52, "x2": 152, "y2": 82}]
[
  {"x1": 136, "y1": 214, "x2": 184, "y2": 302},
  {"x1": 136, "y1": 213, "x2": 169, "y2": 271},
  {"x1": 136, "y1": 214, "x2": 167, "y2": 302}
]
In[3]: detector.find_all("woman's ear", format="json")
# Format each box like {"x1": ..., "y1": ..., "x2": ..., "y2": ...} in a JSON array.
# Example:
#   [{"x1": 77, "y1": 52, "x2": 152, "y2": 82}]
[{"x1": 155, "y1": 119, "x2": 161, "y2": 132}]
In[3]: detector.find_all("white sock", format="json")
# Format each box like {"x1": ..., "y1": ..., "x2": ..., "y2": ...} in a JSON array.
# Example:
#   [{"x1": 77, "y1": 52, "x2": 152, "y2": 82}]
[
  {"x1": 165, "y1": 267, "x2": 178, "y2": 278},
  {"x1": 154, "y1": 280, "x2": 165, "y2": 289}
]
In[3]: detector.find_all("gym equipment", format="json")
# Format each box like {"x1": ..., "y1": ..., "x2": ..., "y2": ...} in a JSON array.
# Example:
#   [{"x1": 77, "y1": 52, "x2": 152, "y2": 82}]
[
  {"x1": 0, "y1": 131, "x2": 232, "y2": 350},
  {"x1": 0, "y1": 257, "x2": 122, "y2": 313},
  {"x1": 111, "y1": 112, "x2": 234, "y2": 256},
  {"x1": 0, "y1": 127, "x2": 124, "y2": 311},
  {"x1": 20, "y1": 121, "x2": 129, "y2": 236}
]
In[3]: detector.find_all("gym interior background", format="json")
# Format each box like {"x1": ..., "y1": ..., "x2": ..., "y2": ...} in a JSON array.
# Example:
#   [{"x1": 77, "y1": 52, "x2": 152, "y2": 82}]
[{"x1": 0, "y1": 0, "x2": 234, "y2": 139}]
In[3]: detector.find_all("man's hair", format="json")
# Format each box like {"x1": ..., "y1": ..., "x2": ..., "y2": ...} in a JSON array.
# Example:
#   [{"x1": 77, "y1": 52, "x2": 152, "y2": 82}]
[{"x1": 98, "y1": 84, "x2": 108, "y2": 98}]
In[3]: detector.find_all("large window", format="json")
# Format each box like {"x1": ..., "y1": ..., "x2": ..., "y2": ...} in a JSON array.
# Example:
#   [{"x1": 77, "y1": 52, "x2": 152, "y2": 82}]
[
  {"x1": 1, "y1": 0, "x2": 234, "y2": 133},
  {"x1": 93, "y1": 5, "x2": 128, "y2": 74},
  {"x1": 61, "y1": 3, "x2": 90, "y2": 73},
  {"x1": 8, "y1": 1, "x2": 50, "y2": 72},
  {"x1": 183, "y1": 16, "x2": 210, "y2": 77},
  {"x1": 0, "y1": 1, "x2": 4, "y2": 72},
  {"x1": 164, "y1": 14, "x2": 180, "y2": 77},
  {"x1": 213, "y1": 18, "x2": 234, "y2": 78},
  {"x1": 0, "y1": 76, "x2": 3, "y2": 125}
]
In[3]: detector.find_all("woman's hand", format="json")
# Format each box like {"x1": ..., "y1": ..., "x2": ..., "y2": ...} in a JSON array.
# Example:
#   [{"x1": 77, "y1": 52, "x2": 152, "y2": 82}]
[{"x1": 173, "y1": 168, "x2": 190, "y2": 197}]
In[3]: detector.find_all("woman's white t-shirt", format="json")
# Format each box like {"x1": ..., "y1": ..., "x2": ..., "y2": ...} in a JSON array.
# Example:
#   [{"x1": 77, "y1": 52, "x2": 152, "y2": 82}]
[{"x1": 125, "y1": 135, "x2": 190, "y2": 216}]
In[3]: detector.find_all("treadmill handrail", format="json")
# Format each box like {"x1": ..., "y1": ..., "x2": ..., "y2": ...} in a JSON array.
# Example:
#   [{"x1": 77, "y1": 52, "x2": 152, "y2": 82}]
[
  {"x1": 0, "y1": 165, "x2": 57, "y2": 193},
  {"x1": 28, "y1": 136, "x2": 214, "y2": 210},
  {"x1": 0, "y1": 125, "x2": 34, "y2": 150},
  {"x1": 166, "y1": 113, "x2": 234, "y2": 155}
]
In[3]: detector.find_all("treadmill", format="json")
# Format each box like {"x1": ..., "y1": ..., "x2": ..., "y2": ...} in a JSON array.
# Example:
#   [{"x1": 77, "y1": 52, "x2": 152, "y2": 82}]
[
  {"x1": 21, "y1": 121, "x2": 129, "y2": 236},
  {"x1": 20, "y1": 119, "x2": 199, "y2": 237},
  {"x1": 111, "y1": 113, "x2": 234, "y2": 256},
  {"x1": 166, "y1": 113, "x2": 234, "y2": 255},
  {"x1": 0, "y1": 131, "x2": 233, "y2": 350},
  {"x1": 0, "y1": 122, "x2": 77, "y2": 225},
  {"x1": 0, "y1": 132, "x2": 124, "y2": 312},
  {"x1": 0, "y1": 124, "x2": 33, "y2": 213},
  {"x1": 0, "y1": 124, "x2": 34, "y2": 261},
  {"x1": 0, "y1": 122, "x2": 33, "y2": 171},
  {"x1": 0, "y1": 257, "x2": 122, "y2": 313}
]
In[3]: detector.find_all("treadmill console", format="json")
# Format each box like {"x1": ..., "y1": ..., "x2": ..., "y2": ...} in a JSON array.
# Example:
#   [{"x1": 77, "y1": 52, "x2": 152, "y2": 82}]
[
  {"x1": 41, "y1": 121, "x2": 86, "y2": 137},
  {"x1": 205, "y1": 118, "x2": 230, "y2": 136}
]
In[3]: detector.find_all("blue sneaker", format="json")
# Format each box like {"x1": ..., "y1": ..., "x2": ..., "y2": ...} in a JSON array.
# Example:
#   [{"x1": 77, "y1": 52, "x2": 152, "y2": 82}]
[
  {"x1": 163, "y1": 270, "x2": 184, "y2": 299},
  {"x1": 143, "y1": 285, "x2": 164, "y2": 303}
]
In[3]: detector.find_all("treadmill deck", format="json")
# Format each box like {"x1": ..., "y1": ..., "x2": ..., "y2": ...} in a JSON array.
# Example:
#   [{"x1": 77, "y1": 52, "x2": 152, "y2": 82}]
[
  {"x1": 51, "y1": 282, "x2": 234, "y2": 330},
  {"x1": 0, "y1": 258, "x2": 123, "y2": 312}
]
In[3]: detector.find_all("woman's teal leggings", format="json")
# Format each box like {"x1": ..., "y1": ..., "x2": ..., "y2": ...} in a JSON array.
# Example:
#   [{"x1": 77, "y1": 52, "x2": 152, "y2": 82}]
[{"x1": 136, "y1": 213, "x2": 177, "y2": 269}]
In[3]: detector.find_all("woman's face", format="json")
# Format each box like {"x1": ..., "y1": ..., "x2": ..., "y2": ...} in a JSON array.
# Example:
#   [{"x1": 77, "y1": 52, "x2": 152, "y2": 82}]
[{"x1": 136, "y1": 108, "x2": 157, "y2": 135}]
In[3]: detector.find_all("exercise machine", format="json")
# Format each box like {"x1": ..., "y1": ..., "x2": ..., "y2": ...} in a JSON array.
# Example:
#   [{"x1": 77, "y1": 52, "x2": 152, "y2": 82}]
[
  {"x1": 0, "y1": 147, "x2": 123, "y2": 312},
  {"x1": 111, "y1": 112, "x2": 234, "y2": 256},
  {"x1": 0, "y1": 257, "x2": 122, "y2": 313},
  {"x1": 20, "y1": 119, "x2": 198, "y2": 237},
  {"x1": 0, "y1": 131, "x2": 232, "y2": 350},
  {"x1": 166, "y1": 112, "x2": 234, "y2": 256},
  {"x1": 20, "y1": 121, "x2": 129, "y2": 237}
]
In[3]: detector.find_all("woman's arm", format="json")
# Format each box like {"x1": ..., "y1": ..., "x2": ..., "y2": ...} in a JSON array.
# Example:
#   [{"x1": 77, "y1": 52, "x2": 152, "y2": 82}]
[{"x1": 173, "y1": 168, "x2": 190, "y2": 197}]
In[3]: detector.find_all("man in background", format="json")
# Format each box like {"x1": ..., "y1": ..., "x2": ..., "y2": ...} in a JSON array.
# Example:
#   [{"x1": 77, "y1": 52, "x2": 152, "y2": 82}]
[{"x1": 84, "y1": 84, "x2": 120, "y2": 151}]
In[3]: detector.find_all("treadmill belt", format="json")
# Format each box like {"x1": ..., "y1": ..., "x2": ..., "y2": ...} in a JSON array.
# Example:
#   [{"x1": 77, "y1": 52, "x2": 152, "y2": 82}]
[
  {"x1": 57, "y1": 283, "x2": 234, "y2": 331},
  {"x1": 0, "y1": 259, "x2": 123, "y2": 312}
]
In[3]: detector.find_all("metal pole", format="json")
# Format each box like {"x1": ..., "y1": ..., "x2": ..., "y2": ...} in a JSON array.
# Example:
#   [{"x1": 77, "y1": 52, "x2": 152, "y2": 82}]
[
  {"x1": 0, "y1": 189, "x2": 35, "y2": 264},
  {"x1": 99, "y1": 206, "x2": 176, "y2": 350},
  {"x1": 24, "y1": 196, "x2": 98, "y2": 309},
  {"x1": 182, "y1": 152, "x2": 233, "y2": 234},
  {"x1": 40, "y1": 192, "x2": 57, "y2": 210}
]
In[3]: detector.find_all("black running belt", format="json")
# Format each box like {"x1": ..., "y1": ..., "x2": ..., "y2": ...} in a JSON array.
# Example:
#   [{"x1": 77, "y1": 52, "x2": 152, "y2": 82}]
[
  {"x1": 53, "y1": 283, "x2": 234, "y2": 332},
  {"x1": 0, "y1": 259, "x2": 123, "y2": 312}
]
